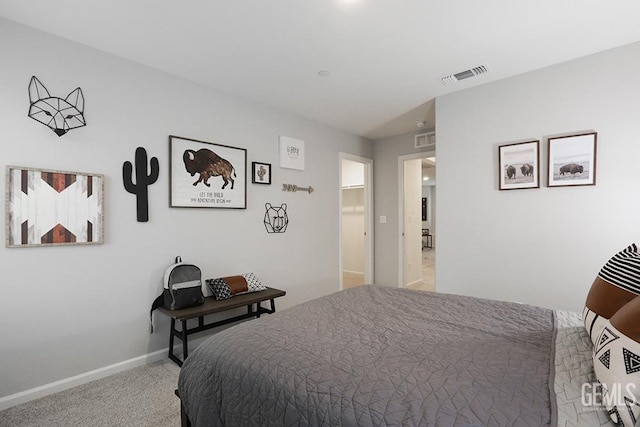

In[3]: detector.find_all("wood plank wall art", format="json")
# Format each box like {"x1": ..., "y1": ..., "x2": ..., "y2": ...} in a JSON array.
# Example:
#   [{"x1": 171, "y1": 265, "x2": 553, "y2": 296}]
[{"x1": 6, "y1": 166, "x2": 104, "y2": 247}]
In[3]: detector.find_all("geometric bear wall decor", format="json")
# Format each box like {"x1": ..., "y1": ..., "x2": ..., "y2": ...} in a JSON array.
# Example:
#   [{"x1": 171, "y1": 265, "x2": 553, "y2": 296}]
[
  {"x1": 263, "y1": 202, "x2": 288, "y2": 233},
  {"x1": 6, "y1": 166, "x2": 104, "y2": 247},
  {"x1": 28, "y1": 76, "x2": 86, "y2": 137}
]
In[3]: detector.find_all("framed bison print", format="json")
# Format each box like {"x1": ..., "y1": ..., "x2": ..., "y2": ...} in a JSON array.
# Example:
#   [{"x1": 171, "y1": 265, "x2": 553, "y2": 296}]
[
  {"x1": 498, "y1": 140, "x2": 540, "y2": 190},
  {"x1": 6, "y1": 166, "x2": 104, "y2": 247},
  {"x1": 547, "y1": 132, "x2": 597, "y2": 187},
  {"x1": 169, "y1": 135, "x2": 247, "y2": 209}
]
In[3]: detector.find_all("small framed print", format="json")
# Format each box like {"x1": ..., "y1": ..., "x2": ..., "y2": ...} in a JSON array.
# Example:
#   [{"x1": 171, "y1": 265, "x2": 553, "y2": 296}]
[
  {"x1": 279, "y1": 135, "x2": 305, "y2": 170},
  {"x1": 498, "y1": 140, "x2": 540, "y2": 190},
  {"x1": 252, "y1": 162, "x2": 271, "y2": 185},
  {"x1": 547, "y1": 132, "x2": 597, "y2": 187}
]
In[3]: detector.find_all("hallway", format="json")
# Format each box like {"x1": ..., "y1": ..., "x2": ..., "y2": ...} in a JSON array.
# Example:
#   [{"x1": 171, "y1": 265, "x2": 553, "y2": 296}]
[
  {"x1": 343, "y1": 246, "x2": 435, "y2": 291},
  {"x1": 406, "y1": 247, "x2": 435, "y2": 292}
]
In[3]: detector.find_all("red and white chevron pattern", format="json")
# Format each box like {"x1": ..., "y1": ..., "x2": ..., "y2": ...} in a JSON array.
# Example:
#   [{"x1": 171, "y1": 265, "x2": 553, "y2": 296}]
[{"x1": 7, "y1": 167, "x2": 103, "y2": 246}]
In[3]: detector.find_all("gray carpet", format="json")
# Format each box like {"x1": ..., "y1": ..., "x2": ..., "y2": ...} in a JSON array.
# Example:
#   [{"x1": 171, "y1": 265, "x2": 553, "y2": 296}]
[{"x1": 0, "y1": 360, "x2": 181, "y2": 427}]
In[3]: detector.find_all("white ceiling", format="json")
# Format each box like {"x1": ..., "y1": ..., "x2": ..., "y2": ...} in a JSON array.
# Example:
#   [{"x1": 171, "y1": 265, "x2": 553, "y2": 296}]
[{"x1": 2, "y1": 0, "x2": 640, "y2": 140}]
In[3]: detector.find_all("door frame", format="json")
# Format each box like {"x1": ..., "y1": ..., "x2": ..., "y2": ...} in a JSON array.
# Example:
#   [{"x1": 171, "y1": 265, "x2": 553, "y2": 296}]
[
  {"x1": 398, "y1": 151, "x2": 435, "y2": 288},
  {"x1": 339, "y1": 153, "x2": 374, "y2": 290}
]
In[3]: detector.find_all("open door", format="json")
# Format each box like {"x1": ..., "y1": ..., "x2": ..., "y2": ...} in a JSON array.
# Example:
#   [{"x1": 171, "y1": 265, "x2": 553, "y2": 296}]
[
  {"x1": 339, "y1": 154, "x2": 373, "y2": 290},
  {"x1": 398, "y1": 151, "x2": 436, "y2": 291}
]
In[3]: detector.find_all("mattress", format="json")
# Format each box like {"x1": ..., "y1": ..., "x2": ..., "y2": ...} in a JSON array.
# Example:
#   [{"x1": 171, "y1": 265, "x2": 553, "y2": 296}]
[{"x1": 179, "y1": 285, "x2": 608, "y2": 426}]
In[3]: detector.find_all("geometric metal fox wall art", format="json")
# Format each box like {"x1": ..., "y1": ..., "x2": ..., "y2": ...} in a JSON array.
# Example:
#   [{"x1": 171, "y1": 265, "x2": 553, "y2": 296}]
[{"x1": 28, "y1": 76, "x2": 86, "y2": 137}]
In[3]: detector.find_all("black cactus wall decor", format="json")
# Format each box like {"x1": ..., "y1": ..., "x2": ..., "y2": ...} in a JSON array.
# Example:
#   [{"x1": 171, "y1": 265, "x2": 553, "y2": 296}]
[{"x1": 123, "y1": 147, "x2": 159, "y2": 222}]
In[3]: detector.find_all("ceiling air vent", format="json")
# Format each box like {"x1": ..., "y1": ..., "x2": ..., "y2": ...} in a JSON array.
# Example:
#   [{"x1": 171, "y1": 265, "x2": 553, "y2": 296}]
[
  {"x1": 441, "y1": 64, "x2": 489, "y2": 84},
  {"x1": 415, "y1": 132, "x2": 435, "y2": 149}
]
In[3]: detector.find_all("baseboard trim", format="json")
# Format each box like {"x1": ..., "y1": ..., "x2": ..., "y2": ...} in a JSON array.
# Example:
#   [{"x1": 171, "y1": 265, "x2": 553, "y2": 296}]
[
  {"x1": 0, "y1": 348, "x2": 169, "y2": 411},
  {"x1": 405, "y1": 279, "x2": 423, "y2": 288},
  {"x1": 342, "y1": 270, "x2": 365, "y2": 276}
]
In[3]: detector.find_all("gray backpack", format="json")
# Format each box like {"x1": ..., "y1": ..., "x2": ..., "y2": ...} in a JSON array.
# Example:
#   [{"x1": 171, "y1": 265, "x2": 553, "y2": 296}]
[{"x1": 150, "y1": 256, "x2": 204, "y2": 332}]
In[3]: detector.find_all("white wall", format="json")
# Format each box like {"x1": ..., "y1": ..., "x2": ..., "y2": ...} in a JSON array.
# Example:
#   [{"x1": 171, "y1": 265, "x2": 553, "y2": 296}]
[
  {"x1": 436, "y1": 41, "x2": 640, "y2": 312},
  {"x1": 0, "y1": 18, "x2": 372, "y2": 402}
]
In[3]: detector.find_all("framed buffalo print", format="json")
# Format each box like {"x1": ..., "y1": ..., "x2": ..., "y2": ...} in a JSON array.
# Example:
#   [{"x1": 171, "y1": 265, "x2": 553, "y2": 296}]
[
  {"x1": 169, "y1": 135, "x2": 247, "y2": 209},
  {"x1": 547, "y1": 132, "x2": 597, "y2": 187},
  {"x1": 498, "y1": 140, "x2": 540, "y2": 190}
]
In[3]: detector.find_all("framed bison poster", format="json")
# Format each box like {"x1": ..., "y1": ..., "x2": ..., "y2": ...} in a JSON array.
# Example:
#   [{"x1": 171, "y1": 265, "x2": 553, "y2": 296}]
[
  {"x1": 169, "y1": 135, "x2": 247, "y2": 209},
  {"x1": 6, "y1": 166, "x2": 104, "y2": 247},
  {"x1": 498, "y1": 140, "x2": 540, "y2": 190},
  {"x1": 547, "y1": 132, "x2": 597, "y2": 187}
]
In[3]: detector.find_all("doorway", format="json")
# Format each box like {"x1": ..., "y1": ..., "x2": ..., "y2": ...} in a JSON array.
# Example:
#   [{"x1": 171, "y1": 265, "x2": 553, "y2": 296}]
[
  {"x1": 339, "y1": 154, "x2": 373, "y2": 290},
  {"x1": 398, "y1": 152, "x2": 436, "y2": 291}
]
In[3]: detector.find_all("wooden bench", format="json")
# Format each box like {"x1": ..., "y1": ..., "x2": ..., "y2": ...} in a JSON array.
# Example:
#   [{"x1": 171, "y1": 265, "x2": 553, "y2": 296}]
[{"x1": 158, "y1": 287, "x2": 286, "y2": 366}]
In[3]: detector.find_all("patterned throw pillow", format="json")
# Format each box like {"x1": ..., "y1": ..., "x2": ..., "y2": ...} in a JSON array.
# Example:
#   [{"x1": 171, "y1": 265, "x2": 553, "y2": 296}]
[
  {"x1": 592, "y1": 317, "x2": 640, "y2": 426},
  {"x1": 206, "y1": 273, "x2": 267, "y2": 301},
  {"x1": 244, "y1": 272, "x2": 267, "y2": 292},
  {"x1": 207, "y1": 278, "x2": 233, "y2": 300},
  {"x1": 584, "y1": 244, "x2": 640, "y2": 320}
]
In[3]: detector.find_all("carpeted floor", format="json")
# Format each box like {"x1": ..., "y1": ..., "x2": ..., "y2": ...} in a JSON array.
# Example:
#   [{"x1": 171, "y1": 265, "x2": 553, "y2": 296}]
[{"x1": 0, "y1": 360, "x2": 181, "y2": 427}]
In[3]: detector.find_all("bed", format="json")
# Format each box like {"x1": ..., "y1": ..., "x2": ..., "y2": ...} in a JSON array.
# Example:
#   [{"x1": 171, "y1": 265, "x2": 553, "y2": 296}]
[{"x1": 178, "y1": 285, "x2": 610, "y2": 426}]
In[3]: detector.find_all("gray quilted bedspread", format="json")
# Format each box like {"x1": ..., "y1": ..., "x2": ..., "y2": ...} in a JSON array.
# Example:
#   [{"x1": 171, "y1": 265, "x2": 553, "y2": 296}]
[
  {"x1": 554, "y1": 311, "x2": 611, "y2": 426},
  {"x1": 178, "y1": 285, "x2": 557, "y2": 426}
]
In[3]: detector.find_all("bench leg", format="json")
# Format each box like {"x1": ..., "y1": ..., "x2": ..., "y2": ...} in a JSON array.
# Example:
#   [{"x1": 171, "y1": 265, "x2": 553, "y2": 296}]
[
  {"x1": 168, "y1": 319, "x2": 180, "y2": 366},
  {"x1": 175, "y1": 389, "x2": 192, "y2": 427},
  {"x1": 168, "y1": 319, "x2": 175, "y2": 355},
  {"x1": 168, "y1": 319, "x2": 187, "y2": 367},
  {"x1": 181, "y1": 319, "x2": 189, "y2": 360},
  {"x1": 180, "y1": 400, "x2": 191, "y2": 427}
]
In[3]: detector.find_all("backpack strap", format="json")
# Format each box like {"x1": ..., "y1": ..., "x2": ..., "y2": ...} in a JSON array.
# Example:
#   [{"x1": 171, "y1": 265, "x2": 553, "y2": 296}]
[{"x1": 149, "y1": 293, "x2": 164, "y2": 334}]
